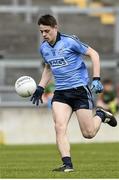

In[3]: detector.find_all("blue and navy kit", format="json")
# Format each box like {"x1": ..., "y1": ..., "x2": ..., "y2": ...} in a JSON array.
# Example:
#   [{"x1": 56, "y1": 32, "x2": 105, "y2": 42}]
[{"x1": 39, "y1": 32, "x2": 89, "y2": 90}]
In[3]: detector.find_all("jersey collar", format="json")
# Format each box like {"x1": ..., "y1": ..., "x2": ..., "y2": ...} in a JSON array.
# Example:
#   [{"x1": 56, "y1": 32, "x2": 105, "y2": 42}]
[{"x1": 48, "y1": 32, "x2": 61, "y2": 48}]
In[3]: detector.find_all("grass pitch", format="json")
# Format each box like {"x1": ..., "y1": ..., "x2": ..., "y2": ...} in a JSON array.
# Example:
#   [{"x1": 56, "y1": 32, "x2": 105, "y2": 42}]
[{"x1": 0, "y1": 143, "x2": 119, "y2": 178}]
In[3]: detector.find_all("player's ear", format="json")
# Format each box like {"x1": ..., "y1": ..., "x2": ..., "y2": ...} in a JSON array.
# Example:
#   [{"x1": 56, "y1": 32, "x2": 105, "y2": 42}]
[{"x1": 54, "y1": 25, "x2": 58, "y2": 30}]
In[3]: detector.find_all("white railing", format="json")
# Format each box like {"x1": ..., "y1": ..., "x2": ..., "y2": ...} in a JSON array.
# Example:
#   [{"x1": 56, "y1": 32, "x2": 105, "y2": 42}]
[
  {"x1": 0, "y1": 59, "x2": 43, "y2": 107},
  {"x1": 0, "y1": 59, "x2": 118, "y2": 107}
]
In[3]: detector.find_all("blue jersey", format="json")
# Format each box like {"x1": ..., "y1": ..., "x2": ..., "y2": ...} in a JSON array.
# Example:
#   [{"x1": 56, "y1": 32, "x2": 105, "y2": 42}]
[{"x1": 39, "y1": 32, "x2": 89, "y2": 90}]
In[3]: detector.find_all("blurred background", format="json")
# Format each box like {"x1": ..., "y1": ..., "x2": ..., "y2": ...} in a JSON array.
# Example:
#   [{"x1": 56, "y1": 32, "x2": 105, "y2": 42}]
[{"x1": 0, "y1": 0, "x2": 119, "y2": 145}]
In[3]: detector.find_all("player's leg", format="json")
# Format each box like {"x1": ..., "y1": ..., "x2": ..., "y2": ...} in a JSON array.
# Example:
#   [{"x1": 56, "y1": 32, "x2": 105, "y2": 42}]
[
  {"x1": 52, "y1": 101, "x2": 74, "y2": 172},
  {"x1": 76, "y1": 107, "x2": 117, "y2": 139},
  {"x1": 74, "y1": 85, "x2": 117, "y2": 138},
  {"x1": 52, "y1": 101, "x2": 72, "y2": 157},
  {"x1": 76, "y1": 109, "x2": 101, "y2": 138}
]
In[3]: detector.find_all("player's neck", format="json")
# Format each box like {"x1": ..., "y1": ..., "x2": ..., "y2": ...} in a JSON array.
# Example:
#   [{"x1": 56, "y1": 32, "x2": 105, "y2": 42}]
[{"x1": 49, "y1": 32, "x2": 60, "y2": 47}]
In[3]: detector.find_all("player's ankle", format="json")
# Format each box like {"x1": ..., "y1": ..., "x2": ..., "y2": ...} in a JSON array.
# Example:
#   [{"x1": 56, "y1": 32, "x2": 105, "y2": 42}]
[
  {"x1": 62, "y1": 156, "x2": 73, "y2": 168},
  {"x1": 95, "y1": 109, "x2": 105, "y2": 122}
]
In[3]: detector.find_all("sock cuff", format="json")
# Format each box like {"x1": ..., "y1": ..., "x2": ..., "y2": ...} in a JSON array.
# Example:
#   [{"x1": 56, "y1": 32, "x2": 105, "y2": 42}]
[
  {"x1": 62, "y1": 156, "x2": 71, "y2": 161},
  {"x1": 96, "y1": 110, "x2": 105, "y2": 122}
]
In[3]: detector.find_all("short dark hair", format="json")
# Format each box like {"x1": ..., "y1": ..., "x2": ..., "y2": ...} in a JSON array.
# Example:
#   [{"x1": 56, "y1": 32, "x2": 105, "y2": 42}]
[{"x1": 38, "y1": 14, "x2": 57, "y2": 27}]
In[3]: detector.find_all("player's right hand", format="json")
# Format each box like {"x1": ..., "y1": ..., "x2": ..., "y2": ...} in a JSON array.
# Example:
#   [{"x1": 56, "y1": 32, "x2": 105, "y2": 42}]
[{"x1": 30, "y1": 85, "x2": 44, "y2": 106}]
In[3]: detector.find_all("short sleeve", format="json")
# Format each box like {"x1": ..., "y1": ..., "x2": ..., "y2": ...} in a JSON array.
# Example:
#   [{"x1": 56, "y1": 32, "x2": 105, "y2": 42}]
[{"x1": 70, "y1": 37, "x2": 89, "y2": 55}]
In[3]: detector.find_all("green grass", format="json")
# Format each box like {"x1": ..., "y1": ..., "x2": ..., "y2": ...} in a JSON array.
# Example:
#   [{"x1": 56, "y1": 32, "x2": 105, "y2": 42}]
[{"x1": 0, "y1": 143, "x2": 119, "y2": 178}]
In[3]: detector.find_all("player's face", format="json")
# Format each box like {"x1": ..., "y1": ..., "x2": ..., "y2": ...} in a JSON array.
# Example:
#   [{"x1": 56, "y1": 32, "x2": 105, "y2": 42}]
[{"x1": 39, "y1": 24, "x2": 58, "y2": 44}]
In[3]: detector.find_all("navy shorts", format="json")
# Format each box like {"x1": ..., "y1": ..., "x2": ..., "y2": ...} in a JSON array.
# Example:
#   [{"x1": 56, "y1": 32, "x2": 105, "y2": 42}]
[{"x1": 52, "y1": 86, "x2": 94, "y2": 111}]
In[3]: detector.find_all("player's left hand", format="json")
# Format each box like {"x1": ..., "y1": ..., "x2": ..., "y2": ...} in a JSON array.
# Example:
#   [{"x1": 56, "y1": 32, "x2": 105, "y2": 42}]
[{"x1": 91, "y1": 77, "x2": 103, "y2": 94}]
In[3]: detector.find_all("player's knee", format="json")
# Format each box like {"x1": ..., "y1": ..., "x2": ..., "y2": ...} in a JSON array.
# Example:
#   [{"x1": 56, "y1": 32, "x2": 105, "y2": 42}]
[
  {"x1": 55, "y1": 123, "x2": 66, "y2": 135},
  {"x1": 82, "y1": 129, "x2": 95, "y2": 139}
]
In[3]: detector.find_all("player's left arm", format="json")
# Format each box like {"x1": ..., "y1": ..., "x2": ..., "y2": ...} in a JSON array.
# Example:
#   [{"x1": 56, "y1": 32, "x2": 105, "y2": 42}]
[
  {"x1": 70, "y1": 38, "x2": 103, "y2": 93},
  {"x1": 85, "y1": 46, "x2": 100, "y2": 78},
  {"x1": 85, "y1": 47, "x2": 103, "y2": 93},
  {"x1": 71, "y1": 37, "x2": 100, "y2": 77}
]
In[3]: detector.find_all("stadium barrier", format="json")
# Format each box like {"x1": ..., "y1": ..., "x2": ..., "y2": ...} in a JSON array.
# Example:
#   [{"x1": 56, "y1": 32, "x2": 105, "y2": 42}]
[
  {"x1": 0, "y1": 4, "x2": 119, "y2": 53},
  {"x1": 0, "y1": 107, "x2": 119, "y2": 144},
  {"x1": 0, "y1": 59, "x2": 118, "y2": 107}
]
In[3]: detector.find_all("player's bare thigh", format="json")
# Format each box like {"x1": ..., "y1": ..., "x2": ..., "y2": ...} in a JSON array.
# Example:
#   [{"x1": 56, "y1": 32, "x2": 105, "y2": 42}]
[{"x1": 52, "y1": 101, "x2": 72, "y2": 127}]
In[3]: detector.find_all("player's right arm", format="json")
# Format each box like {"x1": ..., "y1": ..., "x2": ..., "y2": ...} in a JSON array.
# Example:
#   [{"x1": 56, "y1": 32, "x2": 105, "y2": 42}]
[
  {"x1": 39, "y1": 63, "x2": 52, "y2": 88},
  {"x1": 31, "y1": 63, "x2": 52, "y2": 106}
]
